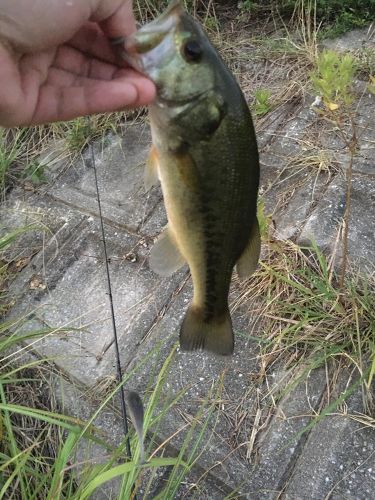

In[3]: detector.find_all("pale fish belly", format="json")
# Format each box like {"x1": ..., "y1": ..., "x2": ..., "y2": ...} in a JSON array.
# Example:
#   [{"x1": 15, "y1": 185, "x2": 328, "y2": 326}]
[{"x1": 157, "y1": 151, "x2": 208, "y2": 307}]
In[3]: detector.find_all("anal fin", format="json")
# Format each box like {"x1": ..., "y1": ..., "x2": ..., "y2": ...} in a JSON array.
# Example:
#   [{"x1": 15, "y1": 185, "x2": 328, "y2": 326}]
[{"x1": 236, "y1": 218, "x2": 261, "y2": 279}]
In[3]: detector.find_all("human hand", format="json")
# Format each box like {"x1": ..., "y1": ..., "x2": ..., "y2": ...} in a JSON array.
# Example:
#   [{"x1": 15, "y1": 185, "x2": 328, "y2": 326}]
[{"x1": 0, "y1": 0, "x2": 156, "y2": 127}]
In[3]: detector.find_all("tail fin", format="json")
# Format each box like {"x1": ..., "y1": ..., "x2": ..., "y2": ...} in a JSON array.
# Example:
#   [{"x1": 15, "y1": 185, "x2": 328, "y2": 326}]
[{"x1": 180, "y1": 305, "x2": 234, "y2": 355}]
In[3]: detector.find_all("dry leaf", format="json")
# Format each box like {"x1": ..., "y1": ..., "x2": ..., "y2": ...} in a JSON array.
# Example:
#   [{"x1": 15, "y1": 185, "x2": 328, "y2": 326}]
[
  {"x1": 29, "y1": 274, "x2": 47, "y2": 290},
  {"x1": 327, "y1": 101, "x2": 339, "y2": 111},
  {"x1": 15, "y1": 257, "x2": 30, "y2": 271}
]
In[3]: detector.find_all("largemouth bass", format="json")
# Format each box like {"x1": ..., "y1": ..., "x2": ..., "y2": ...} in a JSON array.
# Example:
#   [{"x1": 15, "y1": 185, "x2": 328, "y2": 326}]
[{"x1": 123, "y1": 0, "x2": 260, "y2": 355}]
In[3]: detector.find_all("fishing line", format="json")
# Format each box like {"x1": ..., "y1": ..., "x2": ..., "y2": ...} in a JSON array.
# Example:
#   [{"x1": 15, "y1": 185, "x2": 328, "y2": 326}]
[{"x1": 89, "y1": 140, "x2": 132, "y2": 460}]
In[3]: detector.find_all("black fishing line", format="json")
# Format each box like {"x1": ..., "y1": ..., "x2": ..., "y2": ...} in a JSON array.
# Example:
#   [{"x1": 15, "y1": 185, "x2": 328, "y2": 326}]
[{"x1": 89, "y1": 140, "x2": 132, "y2": 460}]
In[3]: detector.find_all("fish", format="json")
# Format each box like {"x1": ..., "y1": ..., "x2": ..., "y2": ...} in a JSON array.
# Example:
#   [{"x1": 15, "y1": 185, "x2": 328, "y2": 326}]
[{"x1": 123, "y1": 0, "x2": 260, "y2": 355}]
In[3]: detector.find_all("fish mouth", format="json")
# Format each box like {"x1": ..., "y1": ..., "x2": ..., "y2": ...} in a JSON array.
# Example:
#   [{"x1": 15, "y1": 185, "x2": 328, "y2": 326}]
[
  {"x1": 121, "y1": 1, "x2": 182, "y2": 76},
  {"x1": 156, "y1": 89, "x2": 210, "y2": 107},
  {"x1": 122, "y1": 2, "x2": 208, "y2": 104},
  {"x1": 122, "y1": 30, "x2": 168, "y2": 73}
]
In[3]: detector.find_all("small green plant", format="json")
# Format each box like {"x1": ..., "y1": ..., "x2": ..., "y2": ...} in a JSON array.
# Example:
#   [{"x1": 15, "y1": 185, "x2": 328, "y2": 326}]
[
  {"x1": 239, "y1": 0, "x2": 258, "y2": 12},
  {"x1": 0, "y1": 126, "x2": 60, "y2": 195},
  {"x1": 61, "y1": 113, "x2": 124, "y2": 153},
  {"x1": 0, "y1": 226, "x2": 40, "y2": 252},
  {"x1": 253, "y1": 88, "x2": 272, "y2": 116},
  {"x1": 368, "y1": 75, "x2": 375, "y2": 95},
  {"x1": 22, "y1": 160, "x2": 47, "y2": 185},
  {"x1": 64, "y1": 118, "x2": 95, "y2": 153},
  {"x1": 204, "y1": 15, "x2": 220, "y2": 31},
  {"x1": 257, "y1": 197, "x2": 271, "y2": 240},
  {"x1": 320, "y1": 8, "x2": 373, "y2": 38},
  {"x1": 310, "y1": 50, "x2": 356, "y2": 110}
]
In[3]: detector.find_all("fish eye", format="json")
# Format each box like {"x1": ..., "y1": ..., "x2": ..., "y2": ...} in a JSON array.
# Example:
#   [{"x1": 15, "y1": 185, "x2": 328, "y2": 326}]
[{"x1": 182, "y1": 40, "x2": 202, "y2": 62}]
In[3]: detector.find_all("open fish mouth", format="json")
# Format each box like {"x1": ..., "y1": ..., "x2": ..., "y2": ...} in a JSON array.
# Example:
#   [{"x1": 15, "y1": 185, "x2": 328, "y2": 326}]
[
  {"x1": 120, "y1": 31, "x2": 166, "y2": 74},
  {"x1": 155, "y1": 89, "x2": 212, "y2": 108},
  {"x1": 121, "y1": 1, "x2": 182, "y2": 76}
]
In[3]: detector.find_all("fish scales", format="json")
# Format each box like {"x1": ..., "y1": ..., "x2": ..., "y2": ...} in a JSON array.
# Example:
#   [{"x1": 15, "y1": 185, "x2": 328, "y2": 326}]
[{"x1": 188, "y1": 99, "x2": 258, "y2": 315}]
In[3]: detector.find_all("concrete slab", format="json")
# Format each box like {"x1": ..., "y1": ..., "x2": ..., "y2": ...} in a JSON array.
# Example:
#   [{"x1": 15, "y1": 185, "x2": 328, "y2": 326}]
[
  {"x1": 240, "y1": 368, "x2": 327, "y2": 499},
  {"x1": 6, "y1": 194, "x2": 186, "y2": 386},
  {"x1": 298, "y1": 173, "x2": 375, "y2": 272},
  {"x1": 114, "y1": 274, "x2": 331, "y2": 498},
  {"x1": 31, "y1": 352, "x2": 233, "y2": 500},
  {"x1": 0, "y1": 189, "x2": 84, "y2": 264},
  {"x1": 322, "y1": 26, "x2": 375, "y2": 52},
  {"x1": 120, "y1": 280, "x2": 262, "y2": 495},
  {"x1": 139, "y1": 197, "x2": 168, "y2": 238},
  {"x1": 284, "y1": 386, "x2": 375, "y2": 500},
  {"x1": 48, "y1": 125, "x2": 160, "y2": 233},
  {"x1": 259, "y1": 78, "x2": 374, "y2": 274},
  {"x1": 285, "y1": 416, "x2": 375, "y2": 499},
  {"x1": 317, "y1": 81, "x2": 375, "y2": 160},
  {"x1": 275, "y1": 174, "x2": 329, "y2": 240},
  {"x1": 257, "y1": 101, "x2": 302, "y2": 151},
  {"x1": 261, "y1": 104, "x2": 317, "y2": 160}
]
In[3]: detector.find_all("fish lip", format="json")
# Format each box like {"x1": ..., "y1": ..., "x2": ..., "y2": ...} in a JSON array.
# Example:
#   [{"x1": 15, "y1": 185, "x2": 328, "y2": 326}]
[
  {"x1": 121, "y1": 1, "x2": 183, "y2": 76},
  {"x1": 118, "y1": 46, "x2": 144, "y2": 73},
  {"x1": 121, "y1": 35, "x2": 165, "y2": 79},
  {"x1": 156, "y1": 89, "x2": 211, "y2": 106}
]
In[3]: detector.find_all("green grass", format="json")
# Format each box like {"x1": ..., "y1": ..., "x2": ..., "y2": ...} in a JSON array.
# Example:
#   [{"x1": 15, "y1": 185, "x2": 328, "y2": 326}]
[
  {"x1": 0, "y1": 126, "x2": 64, "y2": 196},
  {"x1": 135, "y1": 0, "x2": 193, "y2": 21},
  {"x1": 0, "y1": 321, "x2": 223, "y2": 498},
  {"x1": 0, "y1": 128, "x2": 29, "y2": 199},
  {"x1": 59, "y1": 113, "x2": 127, "y2": 154},
  {"x1": 253, "y1": 88, "x2": 273, "y2": 116},
  {"x1": 280, "y1": 0, "x2": 375, "y2": 38},
  {"x1": 0, "y1": 113, "x2": 130, "y2": 196},
  {"x1": 236, "y1": 239, "x2": 375, "y2": 409}
]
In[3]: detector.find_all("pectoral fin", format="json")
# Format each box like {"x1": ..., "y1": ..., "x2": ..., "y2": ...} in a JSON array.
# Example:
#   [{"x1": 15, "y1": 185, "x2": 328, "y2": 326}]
[
  {"x1": 144, "y1": 145, "x2": 160, "y2": 191},
  {"x1": 149, "y1": 227, "x2": 186, "y2": 276},
  {"x1": 236, "y1": 218, "x2": 261, "y2": 279}
]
